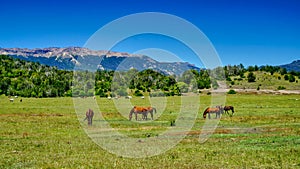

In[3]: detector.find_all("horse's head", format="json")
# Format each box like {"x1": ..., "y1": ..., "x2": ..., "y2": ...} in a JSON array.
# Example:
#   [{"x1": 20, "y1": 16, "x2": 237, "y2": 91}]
[{"x1": 216, "y1": 105, "x2": 224, "y2": 114}]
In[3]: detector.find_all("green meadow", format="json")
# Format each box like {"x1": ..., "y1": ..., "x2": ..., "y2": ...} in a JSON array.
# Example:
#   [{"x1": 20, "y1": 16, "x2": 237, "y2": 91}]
[{"x1": 1, "y1": 94, "x2": 300, "y2": 168}]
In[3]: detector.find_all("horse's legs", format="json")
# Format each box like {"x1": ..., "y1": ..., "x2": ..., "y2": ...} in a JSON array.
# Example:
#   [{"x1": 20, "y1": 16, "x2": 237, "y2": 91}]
[
  {"x1": 150, "y1": 111, "x2": 153, "y2": 120},
  {"x1": 129, "y1": 112, "x2": 132, "y2": 120},
  {"x1": 208, "y1": 113, "x2": 211, "y2": 119},
  {"x1": 144, "y1": 112, "x2": 148, "y2": 120},
  {"x1": 142, "y1": 112, "x2": 147, "y2": 120},
  {"x1": 135, "y1": 112, "x2": 138, "y2": 120},
  {"x1": 87, "y1": 117, "x2": 91, "y2": 126}
]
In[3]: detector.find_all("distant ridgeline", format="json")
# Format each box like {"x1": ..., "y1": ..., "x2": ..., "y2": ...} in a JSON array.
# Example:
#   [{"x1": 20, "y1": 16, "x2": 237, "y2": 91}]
[{"x1": 0, "y1": 55, "x2": 213, "y2": 97}]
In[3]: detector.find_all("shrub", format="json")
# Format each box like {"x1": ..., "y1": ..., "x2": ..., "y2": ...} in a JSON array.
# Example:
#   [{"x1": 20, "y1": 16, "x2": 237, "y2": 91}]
[
  {"x1": 247, "y1": 72, "x2": 256, "y2": 82},
  {"x1": 226, "y1": 77, "x2": 232, "y2": 81},
  {"x1": 134, "y1": 90, "x2": 143, "y2": 96},
  {"x1": 227, "y1": 89, "x2": 237, "y2": 94},
  {"x1": 277, "y1": 86, "x2": 286, "y2": 90},
  {"x1": 289, "y1": 75, "x2": 296, "y2": 82}
]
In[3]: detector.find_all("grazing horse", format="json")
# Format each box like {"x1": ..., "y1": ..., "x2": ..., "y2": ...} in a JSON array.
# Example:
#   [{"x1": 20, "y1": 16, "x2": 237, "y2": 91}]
[
  {"x1": 142, "y1": 106, "x2": 157, "y2": 120},
  {"x1": 223, "y1": 106, "x2": 234, "y2": 116},
  {"x1": 84, "y1": 109, "x2": 94, "y2": 126},
  {"x1": 129, "y1": 106, "x2": 156, "y2": 121},
  {"x1": 203, "y1": 106, "x2": 223, "y2": 119}
]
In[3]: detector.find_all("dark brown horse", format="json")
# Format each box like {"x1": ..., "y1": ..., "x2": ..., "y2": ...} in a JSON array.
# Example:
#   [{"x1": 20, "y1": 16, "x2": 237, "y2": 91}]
[
  {"x1": 129, "y1": 106, "x2": 157, "y2": 121},
  {"x1": 203, "y1": 106, "x2": 223, "y2": 119},
  {"x1": 223, "y1": 106, "x2": 234, "y2": 116},
  {"x1": 84, "y1": 108, "x2": 94, "y2": 126}
]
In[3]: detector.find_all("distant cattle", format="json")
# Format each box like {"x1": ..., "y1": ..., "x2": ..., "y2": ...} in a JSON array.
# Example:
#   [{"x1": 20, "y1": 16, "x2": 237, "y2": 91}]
[{"x1": 9, "y1": 98, "x2": 14, "y2": 102}]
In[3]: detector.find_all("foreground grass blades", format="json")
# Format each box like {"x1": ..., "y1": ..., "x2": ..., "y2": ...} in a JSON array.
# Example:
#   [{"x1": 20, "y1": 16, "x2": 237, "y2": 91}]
[{"x1": 0, "y1": 94, "x2": 300, "y2": 168}]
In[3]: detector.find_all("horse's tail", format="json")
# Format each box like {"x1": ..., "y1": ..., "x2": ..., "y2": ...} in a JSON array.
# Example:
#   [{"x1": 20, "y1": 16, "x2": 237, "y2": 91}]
[
  {"x1": 84, "y1": 110, "x2": 89, "y2": 121},
  {"x1": 203, "y1": 108, "x2": 208, "y2": 119},
  {"x1": 129, "y1": 107, "x2": 134, "y2": 120}
]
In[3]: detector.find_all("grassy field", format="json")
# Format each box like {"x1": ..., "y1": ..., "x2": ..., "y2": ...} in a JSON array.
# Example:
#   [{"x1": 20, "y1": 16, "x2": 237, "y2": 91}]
[{"x1": 1, "y1": 94, "x2": 300, "y2": 168}]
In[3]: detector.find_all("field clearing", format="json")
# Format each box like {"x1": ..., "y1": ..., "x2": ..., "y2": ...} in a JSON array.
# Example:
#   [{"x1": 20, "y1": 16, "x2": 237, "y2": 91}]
[{"x1": 1, "y1": 94, "x2": 300, "y2": 168}]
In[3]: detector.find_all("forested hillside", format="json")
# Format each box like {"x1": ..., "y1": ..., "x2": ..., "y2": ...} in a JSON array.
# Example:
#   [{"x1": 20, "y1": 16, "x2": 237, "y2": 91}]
[
  {"x1": 0, "y1": 55, "x2": 72, "y2": 97},
  {"x1": 1, "y1": 55, "x2": 299, "y2": 98},
  {"x1": 0, "y1": 55, "x2": 212, "y2": 97}
]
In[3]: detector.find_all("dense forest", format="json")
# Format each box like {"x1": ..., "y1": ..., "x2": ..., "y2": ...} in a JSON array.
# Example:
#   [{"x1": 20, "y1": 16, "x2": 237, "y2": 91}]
[
  {"x1": 0, "y1": 55, "x2": 210, "y2": 97},
  {"x1": 0, "y1": 55, "x2": 299, "y2": 97}
]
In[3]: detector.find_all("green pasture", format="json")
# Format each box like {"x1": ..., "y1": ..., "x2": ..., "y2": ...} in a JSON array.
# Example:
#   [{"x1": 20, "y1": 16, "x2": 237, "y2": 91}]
[{"x1": 0, "y1": 94, "x2": 300, "y2": 168}]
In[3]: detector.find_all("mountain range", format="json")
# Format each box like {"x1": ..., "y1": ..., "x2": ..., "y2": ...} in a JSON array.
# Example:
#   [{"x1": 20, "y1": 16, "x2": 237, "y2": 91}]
[
  {"x1": 0, "y1": 47, "x2": 199, "y2": 75},
  {"x1": 279, "y1": 60, "x2": 300, "y2": 72},
  {"x1": 0, "y1": 47, "x2": 299, "y2": 74}
]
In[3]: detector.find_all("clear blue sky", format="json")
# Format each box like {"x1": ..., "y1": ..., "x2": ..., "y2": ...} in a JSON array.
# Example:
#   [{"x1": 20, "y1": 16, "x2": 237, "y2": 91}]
[{"x1": 1, "y1": 0, "x2": 300, "y2": 67}]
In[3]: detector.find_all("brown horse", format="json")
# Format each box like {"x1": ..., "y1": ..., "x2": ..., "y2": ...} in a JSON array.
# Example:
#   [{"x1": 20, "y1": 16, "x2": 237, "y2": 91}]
[
  {"x1": 129, "y1": 106, "x2": 156, "y2": 121},
  {"x1": 223, "y1": 106, "x2": 234, "y2": 116},
  {"x1": 84, "y1": 108, "x2": 94, "y2": 126},
  {"x1": 142, "y1": 106, "x2": 157, "y2": 120},
  {"x1": 203, "y1": 106, "x2": 223, "y2": 119}
]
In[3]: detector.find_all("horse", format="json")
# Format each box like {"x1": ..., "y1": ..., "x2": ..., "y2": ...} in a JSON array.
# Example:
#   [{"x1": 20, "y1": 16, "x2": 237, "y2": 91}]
[
  {"x1": 203, "y1": 106, "x2": 223, "y2": 119},
  {"x1": 223, "y1": 106, "x2": 234, "y2": 116},
  {"x1": 129, "y1": 106, "x2": 156, "y2": 121},
  {"x1": 84, "y1": 108, "x2": 94, "y2": 126},
  {"x1": 142, "y1": 106, "x2": 157, "y2": 120}
]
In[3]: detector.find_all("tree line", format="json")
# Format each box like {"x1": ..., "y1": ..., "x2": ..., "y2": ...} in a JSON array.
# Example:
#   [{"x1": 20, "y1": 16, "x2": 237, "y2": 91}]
[{"x1": 0, "y1": 55, "x2": 299, "y2": 97}]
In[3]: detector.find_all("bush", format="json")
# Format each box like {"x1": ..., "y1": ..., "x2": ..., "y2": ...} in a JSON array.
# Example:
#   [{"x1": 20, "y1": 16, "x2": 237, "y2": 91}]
[
  {"x1": 284, "y1": 75, "x2": 289, "y2": 80},
  {"x1": 289, "y1": 75, "x2": 296, "y2": 82},
  {"x1": 227, "y1": 89, "x2": 237, "y2": 94},
  {"x1": 247, "y1": 72, "x2": 256, "y2": 82},
  {"x1": 134, "y1": 90, "x2": 143, "y2": 96},
  {"x1": 277, "y1": 86, "x2": 286, "y2": 90}
]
